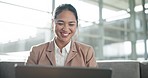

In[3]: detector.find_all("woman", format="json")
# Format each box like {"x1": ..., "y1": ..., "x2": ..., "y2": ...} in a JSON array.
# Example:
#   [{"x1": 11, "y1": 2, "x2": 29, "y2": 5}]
[{"x1": 26, "y1": 4, "x2": 97, "y2": 67}]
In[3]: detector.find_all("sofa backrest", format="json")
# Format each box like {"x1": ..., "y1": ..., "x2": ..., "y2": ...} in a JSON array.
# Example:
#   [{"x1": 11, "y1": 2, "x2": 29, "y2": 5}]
[
  {"x1": 97, "y1": 61, "x2": 140, "y2": 78},
  {"x1": 140, "y1": 61, "x2": 148, "y2": 78},
  {"x1": 0, "y1": 62, "x2": 24, "y2": 78},
  {"x1": 1, "y1": 61, "x2": 146, "y2": 78}
]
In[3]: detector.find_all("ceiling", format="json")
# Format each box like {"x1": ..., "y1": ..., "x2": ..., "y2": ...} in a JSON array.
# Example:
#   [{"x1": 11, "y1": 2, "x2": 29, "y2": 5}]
[{"x1": 80, "y1": 0, "x2": 148, "y2": 11}]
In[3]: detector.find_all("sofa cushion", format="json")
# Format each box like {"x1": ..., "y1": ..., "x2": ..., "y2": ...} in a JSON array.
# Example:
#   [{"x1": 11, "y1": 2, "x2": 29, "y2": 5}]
[
  {"x1": 97, "y1": 61, "x2": 140, "y2": 78},
  {"x1": 140, "y1": 61, "x2": 148, "y2": 78},
  {"x1": 0, "y1": 62, "x2": 24, "y2": 78}
]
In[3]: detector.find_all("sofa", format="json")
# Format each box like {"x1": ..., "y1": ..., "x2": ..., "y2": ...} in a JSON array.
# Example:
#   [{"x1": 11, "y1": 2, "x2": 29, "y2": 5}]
[
  {"x1": 0, "y1": 61, "x2": 148, "y2": 78},
  {"x1": 97, "y1": 60, "x2": 140, "y2": 78},
  {"x1": 0, "y1": 62, "x2": 24, "y2": 78},
  {"x1": 140, "y1": 61, "x2": 148, "y2": 78}
]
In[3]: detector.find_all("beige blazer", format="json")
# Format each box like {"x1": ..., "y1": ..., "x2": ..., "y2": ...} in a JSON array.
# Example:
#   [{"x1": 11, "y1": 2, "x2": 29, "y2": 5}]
[{"x1": 26, "y1": 40, "x2": 97, "y2": 67}]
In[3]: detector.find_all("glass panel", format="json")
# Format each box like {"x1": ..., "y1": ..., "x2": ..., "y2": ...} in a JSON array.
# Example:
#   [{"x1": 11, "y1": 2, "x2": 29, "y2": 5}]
[
  {"x1": 0, "y1": 0, "x2": 52, "y2": 62},
  {"x1": 0, "y1": 0, "x2": 51, "y2": 12}
]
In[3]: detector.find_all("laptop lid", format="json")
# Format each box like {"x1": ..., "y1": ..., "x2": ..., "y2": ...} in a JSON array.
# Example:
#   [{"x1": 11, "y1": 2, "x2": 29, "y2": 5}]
[{"x1": 15, "y1": 65, "x2": 112, "y2": 78}]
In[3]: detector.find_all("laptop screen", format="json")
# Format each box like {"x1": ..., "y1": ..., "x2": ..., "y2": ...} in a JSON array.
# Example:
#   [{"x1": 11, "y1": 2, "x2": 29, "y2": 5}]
[{"x1": 15, "y1": 65, "x2": 112, "y2": 78}]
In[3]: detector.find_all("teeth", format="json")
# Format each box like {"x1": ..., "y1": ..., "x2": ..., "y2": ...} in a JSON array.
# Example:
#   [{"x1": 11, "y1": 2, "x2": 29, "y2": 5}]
[
  {"x1": 63, "y1": 33, "x2": 68, "y2": 36},
  {"x1": 61, "y1": 32, "x2": 69, "y2": 37}
]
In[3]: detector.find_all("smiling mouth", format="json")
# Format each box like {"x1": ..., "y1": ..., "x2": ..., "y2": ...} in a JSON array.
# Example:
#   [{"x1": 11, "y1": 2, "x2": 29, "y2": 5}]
[{"x1": 61, "y1": 32, "x2": 69, "y2": 37}]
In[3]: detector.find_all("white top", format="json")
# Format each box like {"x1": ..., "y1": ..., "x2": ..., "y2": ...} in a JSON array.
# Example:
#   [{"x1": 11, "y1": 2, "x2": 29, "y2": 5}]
[{"x1": 54, "y1": 40, "x2": 71, "y2": 66}]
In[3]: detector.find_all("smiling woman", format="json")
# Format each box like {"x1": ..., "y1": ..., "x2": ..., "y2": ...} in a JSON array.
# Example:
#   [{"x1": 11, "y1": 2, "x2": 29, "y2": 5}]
[{"x1": 26, "y1": 4, "x2": 97, "y2": 67}]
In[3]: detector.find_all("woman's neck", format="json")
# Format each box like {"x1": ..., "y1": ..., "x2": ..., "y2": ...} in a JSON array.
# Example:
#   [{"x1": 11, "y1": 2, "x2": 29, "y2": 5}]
[{"x1": 55, "y1": 38, "x2": 70, "y2": 50}]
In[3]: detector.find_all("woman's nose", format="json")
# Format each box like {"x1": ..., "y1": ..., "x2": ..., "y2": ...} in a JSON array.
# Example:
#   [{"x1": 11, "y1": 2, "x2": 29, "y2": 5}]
[{"x1": 62, "y1": 24, "x2": 69, "y2": 30}]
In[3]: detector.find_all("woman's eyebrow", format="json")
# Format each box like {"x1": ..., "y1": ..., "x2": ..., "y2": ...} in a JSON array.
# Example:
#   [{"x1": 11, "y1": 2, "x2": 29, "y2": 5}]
[
  {"x1": 56, "y1": 20, "x2": 64, "y2": 22},
  {"x1": 55, "y1": 19, "x2": 76, "y2": 23},
  {"x1": 69, "y1": 21, "x2": 76, "y2": 23}
]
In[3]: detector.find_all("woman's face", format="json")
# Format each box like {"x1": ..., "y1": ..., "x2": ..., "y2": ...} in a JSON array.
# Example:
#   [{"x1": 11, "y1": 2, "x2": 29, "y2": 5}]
[{"x1": 53, "y1": 10, "x2": 77, "y2": 43}]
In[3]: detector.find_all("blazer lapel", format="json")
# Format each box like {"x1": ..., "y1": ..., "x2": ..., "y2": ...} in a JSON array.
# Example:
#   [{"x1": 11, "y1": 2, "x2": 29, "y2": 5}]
[
  {"x1": 46, "y1": 40, "x2": 56, "y2": 66},
  {"x1": 65, "y1": 41, "x2": 77, "y2": 65}
]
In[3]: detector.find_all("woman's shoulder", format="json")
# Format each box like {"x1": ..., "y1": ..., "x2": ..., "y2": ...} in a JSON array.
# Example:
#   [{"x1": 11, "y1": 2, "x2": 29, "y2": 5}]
[
  {"x1": 31, "y1": 41, "x2": 51, "y2": 50},
  {"x1": 33, "y1": 42, "x2": 49, "y2": 47},
  {"x1": 74, "y1": 41, "x2": 92, "y2": 48},
  {"x1": 73, "y1": 41, "x2": 95, "y2": 56}
]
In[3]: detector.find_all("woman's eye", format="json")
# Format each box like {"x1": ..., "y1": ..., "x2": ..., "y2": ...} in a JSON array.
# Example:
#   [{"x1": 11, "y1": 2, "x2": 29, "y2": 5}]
[
  {"x1": 69, "y1": 23, "x2": 75, "y2": 26},
  {"x1": 57, "y1": 22, "x2": 64, "y2": 26}
]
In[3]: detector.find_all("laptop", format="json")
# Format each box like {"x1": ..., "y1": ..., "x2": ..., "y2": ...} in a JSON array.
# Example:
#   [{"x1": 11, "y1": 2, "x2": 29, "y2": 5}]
[{"x1": 15, "y1": 65, "x2": 112, "y2": 78}]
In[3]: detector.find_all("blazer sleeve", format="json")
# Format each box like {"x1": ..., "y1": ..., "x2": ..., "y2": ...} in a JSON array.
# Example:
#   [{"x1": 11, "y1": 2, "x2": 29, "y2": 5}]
[
  {"x1": 86, "y1": 46, "x2": 98, "y2": 67},
  {"x1": 26, "y1": 46, "x2": 39, "y2": 65}
]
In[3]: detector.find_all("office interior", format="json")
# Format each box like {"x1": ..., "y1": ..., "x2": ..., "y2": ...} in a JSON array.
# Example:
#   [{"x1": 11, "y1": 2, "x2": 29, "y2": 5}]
[
  {"x1": 0, "y1": 0, "x2": 148, "y2": 61},
  {"x1": 0, "y1": 0, "x2": 148, "y2": 78}
]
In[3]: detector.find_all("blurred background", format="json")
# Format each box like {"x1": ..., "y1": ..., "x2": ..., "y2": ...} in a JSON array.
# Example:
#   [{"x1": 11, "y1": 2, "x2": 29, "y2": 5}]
[{"x1": 0, "y1": 0, "x2": 147, "y2": 62}]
